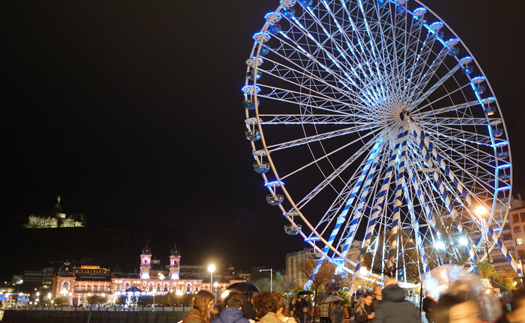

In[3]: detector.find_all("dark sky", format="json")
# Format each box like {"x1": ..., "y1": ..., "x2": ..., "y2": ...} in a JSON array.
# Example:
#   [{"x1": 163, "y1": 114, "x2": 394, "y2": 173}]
[{"x1": 1, "y1": 0, "x2": 525, "y2": 275}]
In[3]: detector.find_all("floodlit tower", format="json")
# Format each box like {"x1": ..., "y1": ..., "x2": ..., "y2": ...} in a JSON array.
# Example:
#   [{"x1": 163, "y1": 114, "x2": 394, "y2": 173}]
[
  {"x1": 140, "y1": 243, "x2": 152, "y2": 279},
  {"x1": 169, "y1": 245, "x2": 181, "y2": 280}
]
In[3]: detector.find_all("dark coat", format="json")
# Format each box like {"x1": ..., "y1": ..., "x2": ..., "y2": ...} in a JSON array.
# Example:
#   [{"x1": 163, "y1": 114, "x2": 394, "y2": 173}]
[
  {"x1": 372, "y1": 285, "x2": 420, "y2": 323},
  {"x1": 354, "y1": 304, "x2": 373, "y2": 323},
  {"x1": 212, "y1": 307, "x2": 250, "y2": 323},
  {"x1": 329, "y1": 305, "x2": 345, "y2": 323},
  {"x1": 242, "y1": 301, "x2": 256, "y2": 320}
]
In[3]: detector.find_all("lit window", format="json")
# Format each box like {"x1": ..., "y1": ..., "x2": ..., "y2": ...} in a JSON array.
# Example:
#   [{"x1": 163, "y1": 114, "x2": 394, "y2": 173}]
[{"x1": 516, "y1": 238, "x2": 524, "y2": 246}]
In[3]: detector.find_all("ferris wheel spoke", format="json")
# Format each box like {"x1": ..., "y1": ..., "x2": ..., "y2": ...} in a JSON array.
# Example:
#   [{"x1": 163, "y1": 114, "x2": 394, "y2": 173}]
[
  {"x1": 256, "y1": 85, "x2": 370, "y2": 115},
  {"x1": 293, "y1": 130, "x2": 386, "y2": 209},
  {"x1": 422, "y1": 131, "x2": 503, "y2": 180},
  {"x1": 266, "y1": 123, "x2": 381, "y2": 153},
  {"x1": 417, "y1": 121, "x2": 506, "y2": 147},
  {"x1": 280, "y1": 130, "x2": 386, "y2": 181},
  {"x1": 260, "y1": 114, "x2": 371, "y2": 125},
  {"x1": 404, "y1": 29, "x2": 440, "y2": 96},
  {"x1": 412, "y1": 117, "x2": 499, "y2": 127},
  {"x1": 412, "y1": 100, "x2": 480, "y2": 118},
  {"x1": 262, "y1": 52, "x2": 367, "y2": 103},
  {"x1": 410, "y1": 63, "x2": 463, "y2": 109},
  {"x1": 411, "y1": 83, "x2": 474, "y2": 114},
  {"x1": 406, "y1": 47, "x2": 449, "y2": 103},
  {"x1": 282, "y1": 16, "x2": 373, "y2": 92}
]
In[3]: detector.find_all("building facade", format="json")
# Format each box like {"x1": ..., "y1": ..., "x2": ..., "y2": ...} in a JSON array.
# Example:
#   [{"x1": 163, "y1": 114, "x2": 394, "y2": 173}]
[{"x1": 54, "y1": 244, "x2": 240, "y2": 305}]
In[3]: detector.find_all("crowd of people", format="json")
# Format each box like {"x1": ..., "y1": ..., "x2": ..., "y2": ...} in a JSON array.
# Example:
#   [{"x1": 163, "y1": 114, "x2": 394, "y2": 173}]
[{"x1": 181, "y1": 282, "x2": 525, "y2": 323}]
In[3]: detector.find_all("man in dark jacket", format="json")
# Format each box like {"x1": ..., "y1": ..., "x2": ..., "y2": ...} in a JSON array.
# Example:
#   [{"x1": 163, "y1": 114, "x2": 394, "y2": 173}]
[{"x1": 372, "y1": 279, "x2": 420, "y2": 323}]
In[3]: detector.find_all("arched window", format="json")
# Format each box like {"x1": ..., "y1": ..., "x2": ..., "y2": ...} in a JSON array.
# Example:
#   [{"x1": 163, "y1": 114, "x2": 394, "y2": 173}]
[
  {"x1": 74, "y1": 284, "x2": 79, "y2": 291},
  {"x1": 149, "y1": 286, "x2": 153, "y2": 291},
  {"x1": 186, "y1": 283, "x2": 191, "y2": 293},
  {"x1": 81, "y1": 285, "x2": 85, "y2": 291},
  {"x1": 164, "y1": 286, "x2": 168, "y2": 292},
  {"x1": 87, "y1": 285, "x2": 92, "y2": 292}
]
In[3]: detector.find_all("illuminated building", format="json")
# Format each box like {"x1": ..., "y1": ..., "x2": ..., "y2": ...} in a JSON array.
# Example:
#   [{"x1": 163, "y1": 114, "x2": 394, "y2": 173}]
[{"x1": 54, "y1": 244, "x2": 242, "y2": 305}]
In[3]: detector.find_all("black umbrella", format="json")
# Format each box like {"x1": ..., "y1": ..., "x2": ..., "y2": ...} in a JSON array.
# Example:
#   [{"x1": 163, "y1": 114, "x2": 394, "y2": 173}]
[
  {"x1": 226, "y1": 282, "x2": 260, "y2": 293},
  {"x1": 297, "y1": 290, "x2": 314, "y2": 296},
  {"x1": 314, "y1": 293, "x2": 328, "y2": 303}
]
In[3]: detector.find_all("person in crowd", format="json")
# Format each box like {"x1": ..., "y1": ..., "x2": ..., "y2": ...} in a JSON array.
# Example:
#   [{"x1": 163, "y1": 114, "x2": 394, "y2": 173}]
[
  {"x1": 295, "y1": 296, "x2": 303, "y2": 318},
  {"x1": 354, "y1": 291, "x2": 375, "y2": 323},
  {"x1": 319, "y1": 300, "x2": 332, "y2": 323},
  {"x1": 212, "y1": 294, "x2": 250, "y2": 323},
  {"x1": 422, "y1": 292, "x2": 438, "y2": 323},
  {"x1": 372, "y1": 285, "x2": 383, "y2": 311},
  {"x1": 372, "y1": 279, "x2": 420, "y2": 323},
  {"x1": 182, "y1": 290, "x2": 216, "y2": 323},
  {"x1": 242, "y1": 293, "x2": 257, "y2": 320},
  {"x1": 299, "y1": 306, "x2": 313, "y2": 323},
  {"x1": 329, "y1": 301, "x2": 345, "y2": 323},
  {"x1": 272, "y1": 292, "x2": 297, "y2": 323},
  {"x1": 304, "y1": 295, "x2": 312, "y2": 310},
  {"x1": 252, "y1": 291, "x2": 282, "y2": 323},
  {"x1": 497, "y1": 288, "x2": 525, "y2": 323},
  {"x1": 216, "y1": 300, "x2": 224, "y2": 314},
  {"x1": 289, "y1": 298, "x2": 297, "y2": 318},
  {"x1": 433, "y1": 292, "x2": 481, "y2": 323},
  {"x1": 350, "y1": 296, "x2": 357, "y2": 319}
]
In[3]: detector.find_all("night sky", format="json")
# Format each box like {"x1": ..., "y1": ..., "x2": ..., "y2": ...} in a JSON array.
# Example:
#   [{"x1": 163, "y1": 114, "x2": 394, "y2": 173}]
[{"x1": 1, "y1": 0, "x2": 524, "y2": 277}]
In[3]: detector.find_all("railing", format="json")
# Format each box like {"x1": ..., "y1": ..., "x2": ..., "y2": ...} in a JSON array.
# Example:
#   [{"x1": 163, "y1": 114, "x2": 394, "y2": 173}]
[{"x1": 5, "y1": 306, "x2": 192, "y2": 312}]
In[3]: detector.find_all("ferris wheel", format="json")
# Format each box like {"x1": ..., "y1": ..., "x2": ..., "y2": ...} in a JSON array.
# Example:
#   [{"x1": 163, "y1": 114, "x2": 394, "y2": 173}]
[{"x1": 242, "y1": 0, "x2": 519, "y2": 286}]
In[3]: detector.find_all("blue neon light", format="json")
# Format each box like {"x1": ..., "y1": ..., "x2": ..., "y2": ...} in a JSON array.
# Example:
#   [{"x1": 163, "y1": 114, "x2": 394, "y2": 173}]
[
  {"x1": 265, "y1": 180, "x2": 285, "y2": 187},
  {"x1": 304, "y1": 237, "x2": 321, "y2": 241}
]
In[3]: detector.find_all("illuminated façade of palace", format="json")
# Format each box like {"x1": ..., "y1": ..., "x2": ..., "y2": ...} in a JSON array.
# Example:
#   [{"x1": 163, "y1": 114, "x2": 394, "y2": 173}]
[{"x1": 54, "y1": 244, "x2": 241, "y2": 306}]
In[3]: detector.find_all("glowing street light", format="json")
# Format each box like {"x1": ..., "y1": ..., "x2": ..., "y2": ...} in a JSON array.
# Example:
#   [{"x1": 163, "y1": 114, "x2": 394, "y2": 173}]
[
  {"x1": 475, "y1": 205, "x2": 489, "y2": 216},
  {"x1": 435, "y1": 241, "x2": 446, "y2": 249}
]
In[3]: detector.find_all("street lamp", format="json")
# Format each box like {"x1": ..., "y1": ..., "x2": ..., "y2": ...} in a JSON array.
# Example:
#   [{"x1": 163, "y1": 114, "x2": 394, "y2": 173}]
[
  {"x1": 208, "y1": 265, "x2": 215, "y2": 298},
  {"x1": 259, "y1": 269, "x2": 279, "y2": 292}
]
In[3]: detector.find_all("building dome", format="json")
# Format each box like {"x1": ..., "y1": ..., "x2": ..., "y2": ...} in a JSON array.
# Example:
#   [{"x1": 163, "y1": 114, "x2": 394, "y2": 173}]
[{"x1": 142, "y1": 243, "x2": 152, "y2": 255}]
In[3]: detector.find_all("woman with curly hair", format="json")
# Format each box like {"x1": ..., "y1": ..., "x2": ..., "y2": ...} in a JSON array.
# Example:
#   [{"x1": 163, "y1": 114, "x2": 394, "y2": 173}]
[
  {"x1": 252, "y1": 291, "x2": 282, "y2": 323},
  {"x1": 182, "y1": 290, "x2": 217, "y2": 323}
]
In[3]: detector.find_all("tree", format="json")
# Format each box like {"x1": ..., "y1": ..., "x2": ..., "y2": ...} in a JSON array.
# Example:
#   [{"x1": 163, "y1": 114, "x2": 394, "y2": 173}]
[
  {"x1": 298, "y1": 258, "x2": 338, "y2": 295},
  {"x1": 277, "y1": 275, "x2": 298, "y2": 294},
  {"x1": 475, "y1": 262, "x2": 517, "y2": 291}
]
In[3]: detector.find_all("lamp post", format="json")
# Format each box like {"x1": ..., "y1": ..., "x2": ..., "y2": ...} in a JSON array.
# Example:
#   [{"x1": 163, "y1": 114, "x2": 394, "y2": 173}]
[
  {"x1": 213, "y1": 282, "x2": 218, "y2": 304},
  {"x1": 259, "y1": 269, "x2": 278, "y2": 292},
  {"x1": 208, "y1": 265, "x2": 215, "y2": 302}
]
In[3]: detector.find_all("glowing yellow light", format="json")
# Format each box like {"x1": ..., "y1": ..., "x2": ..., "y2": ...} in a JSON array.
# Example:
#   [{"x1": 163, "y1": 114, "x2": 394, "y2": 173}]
[{"x1": 475, "y1": 205, "x2": 489, "y2": 216}]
